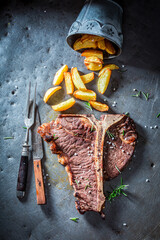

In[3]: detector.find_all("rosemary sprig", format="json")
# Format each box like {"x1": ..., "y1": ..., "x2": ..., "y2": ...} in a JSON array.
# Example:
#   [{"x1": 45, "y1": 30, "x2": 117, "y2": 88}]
[
  {"x1": 85, "y1": 184, "x2": 92, "y2": 190},
  {"x1": 107, "y1": 177, "x2": 128, "y2": 202},
  {"x1": 125, "y1": 112, "x2": 129, "y2": 116},
  {"x1": 141, "y1": 91, "x2": 149, "y2": 101},
  {"x1": 115, "y1": 164, "x2": 121, "y2": 174},
  {"x1": 106, "y1": 130, "x2": 115, "y2": 139},
  {"x1": 84, "y1": 102, "x2": 92, "y2": 111},
  {"x1": 156, "y1": 113, "x2": 160, "y2": 118},
  {"x1": 122, "y1": 130, "x2": 125, "y2": 136},
  {"x1": 53, "y1": 134, "x2": 58, "y2": 140},
  {"x1": 70, "y1": 217, "x2": 79, "y2": 223},
  {"x1": 132, "y1": 91, "x2": 141, "y2": 98},
  {"x1": 74, "y1": 133, "x2": 78, "y2": 136},
  {"x1": 23, "y1": 126, "x2": 27, "y2": 129},
  {"x1": 75, "y1": 180, "x2": 79, "y2": 186},
  {"x1": 4, "y1": 137, "x2": 14, "y2": 140}
]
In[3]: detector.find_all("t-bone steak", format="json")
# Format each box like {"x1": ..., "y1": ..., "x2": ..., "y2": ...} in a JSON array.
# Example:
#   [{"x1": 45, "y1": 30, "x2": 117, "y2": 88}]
[{"x1": 37, "y1": 114, "x2": 137, "y2": 215}]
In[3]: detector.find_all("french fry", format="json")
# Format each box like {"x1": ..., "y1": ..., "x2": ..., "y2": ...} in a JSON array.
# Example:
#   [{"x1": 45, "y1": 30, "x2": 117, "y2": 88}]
[
  {"x1": 73, "y1": 38, "x2": 97, "y2": 51},
  {"x1": 84, "y1": 56, "x2": 103, "y2": 71},
  {"x1": 53, "y1": 64, "x2": 68, "y2": 85},
  {"x1": 97, "y1": 68, "x2": 112, "y2": 94},
  {"x1": 89, "y1": 101, "x2": 109, "y2": 112},
  {"x1": 64, "y1": 72, "x2": 74, "y2": 94},
  {"x1": 73, "y1": 90, "x2": 96, "y2": 101},
  {"x1": 71, "y1": 67, "x2": 86, "y2": 90},
  {"x1": 97, "y1": 39, "x2": 106, "y2": 50},
  {"x1": 105, "y1": 39, "x2": 116, "y2": 55},
  {"x1": 81, "y1": 72, "x2": 94, "y2": 84},
  {"x1": 84, "y1": 62, "x2": 103, "y2": 71},
  {"x1": 81, "y1": 34, "x2": 104, "y2": 43},
  {"x1": 84, "y1": 56, "x2": 103, "y2": 64},
  {"x1": 51, "y1": 98, "x2": 75, "y2": 111},
  {"x1": 43, "y1": 86, "x2": 62, "y2": 103},
  {"x1": 98, "y1": 64, "x2": 119, "y2": 77},
  {"x1": 81, "y1": 50, "x2": 103, "y2": 60}
]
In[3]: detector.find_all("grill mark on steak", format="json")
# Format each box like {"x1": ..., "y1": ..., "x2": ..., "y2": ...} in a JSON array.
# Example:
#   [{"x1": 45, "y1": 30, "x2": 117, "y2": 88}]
[{"x1": 37, "y1": 114, "x2": 137, "y2": 215}]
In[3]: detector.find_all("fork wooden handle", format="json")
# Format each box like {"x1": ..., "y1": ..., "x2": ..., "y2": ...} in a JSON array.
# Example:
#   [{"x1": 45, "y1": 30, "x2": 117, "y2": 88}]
[
  {"x1": 33, "y1": 159, "x2": 46, "y2": 205},
  {"x1": 17, "y1": 155, "x2": 28, "y2": 198}
]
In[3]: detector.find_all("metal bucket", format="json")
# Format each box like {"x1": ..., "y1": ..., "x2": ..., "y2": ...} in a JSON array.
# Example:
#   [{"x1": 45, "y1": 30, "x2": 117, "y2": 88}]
[{"x1": 66, "y1": 0, "x2": 123, "y2": 59}]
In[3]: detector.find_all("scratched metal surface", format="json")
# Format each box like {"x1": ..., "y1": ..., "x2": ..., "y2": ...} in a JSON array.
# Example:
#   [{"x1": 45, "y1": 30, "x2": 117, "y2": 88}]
[{"x1": 0, "y1": 0, "x2": 160, "y2": 240}]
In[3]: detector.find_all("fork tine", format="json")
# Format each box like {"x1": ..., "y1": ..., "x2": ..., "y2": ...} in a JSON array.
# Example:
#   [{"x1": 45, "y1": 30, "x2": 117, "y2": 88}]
[
  {"x1": 31, "y1": 82, "x2": 37, "y2": 124},
  {"x1": 26, "y1": 82, "x2": 31, "y2": 119}
]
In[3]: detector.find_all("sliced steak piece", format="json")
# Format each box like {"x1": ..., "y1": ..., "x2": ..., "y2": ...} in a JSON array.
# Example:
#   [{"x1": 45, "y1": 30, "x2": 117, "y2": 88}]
[
  {"x1": 37, "y1": 114, "x2": 137, "y2": 215},
  {"x1": 102, "y1": 115, "x2": 137, "y2": 180}
]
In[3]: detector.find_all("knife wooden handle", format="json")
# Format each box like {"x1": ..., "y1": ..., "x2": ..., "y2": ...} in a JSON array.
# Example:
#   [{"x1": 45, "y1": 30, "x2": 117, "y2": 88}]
[
  {"x1": 17, "y1": 155, "x2": 28, "y2": 198},
  {"x1": 33, "y1": 159, "x2": 46, "y2": 205}
]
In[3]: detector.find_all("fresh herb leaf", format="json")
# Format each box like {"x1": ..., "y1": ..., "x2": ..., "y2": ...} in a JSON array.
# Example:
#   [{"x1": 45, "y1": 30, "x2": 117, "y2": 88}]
[
  {"x1": 84, "y1": 102, "x2": 92, "y2": 111},
  {"x1": 122, "y1": 130, "x2": 125, "y2": 136},
  {"x1": 91, "y1": 124, "x2": 95, "y2": 132},
  {"x1": 156, "y1": 113, "x2": 160, "y2": 118},
  {"x1": 4, "y1": 137, "x2": 14, "y2": 140},
  {"x1": 132, "y1": 91, "x2": 141, "y2": 98},
  {"x1": 125, "y1": 112, "x2": 129, "y2": 116},
  {"x1": 53, "y1": 134, "x2": 58, "y2": 140},
  {"x1": 115, "y1": 165, "x2": 121, "y2": 174},
  {"x1": 70, "y1": 217, "x2": 79, "y2": 223},
  {"x1": 142, "y1": 91, "x2": 149, "y2": 101},
  {"x1": 23, "y1": 127, "x2": 27, "y2": 129},
  {"x1": 74, "y1": 133, "x2": 78, "y2": 136},
  {"x1": 107, "y1": 177, "x2": 128, "y2": 202},
  {"x1": 75, "y1": 180, "x2": 79, "y2": 186},
  {"x1": 106, "y1": 130, "x2": 115, "y2": 139},
  {"x1": 85, "y1": 184, "x2": 92, "y2": 190}
]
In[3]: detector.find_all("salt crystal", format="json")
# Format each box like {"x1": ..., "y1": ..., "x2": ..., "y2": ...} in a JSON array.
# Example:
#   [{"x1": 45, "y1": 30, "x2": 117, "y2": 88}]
[
  {"x1": 123, "y1": 223, "x2": 127, "y2": 226},
  {"x1": 120, "y1": 146, "x2": 123, "y2": 149},
  {"x1": 48, "y1": 183, "x2": 51, "y2": 186},
  {"x1": 154, "y1": 125, "x2": 158, "y2": 129},
  {"x1": 122, "y1": 149, "x2": 125, "y2": 153},
  {"x1": 112, "y1": 137, "x2": 115, "y2": 140},
  {"x1": 146, "y1": 179, "x2": 150, "y2": 182},
  {"x1": 104, "y1": 98, "x2": 107, "y2": 102},
  {"x1": 88, "y1": 190, "x2": 91, "y2": 194},
  {"x1": 144, "y1": 125, "x2": 147, "y2": 128},
  {"x1": 150, "y1": 126, "x2": 153, "y2": 129},
  {"x1": 46, "y1": 173, "x2": 49, "y2": 177},
  {"x1": 74, "y1": 153, "x2": 78, "y2": 156},
  {"x1": 122, "y1": 65, "x2": 125, "y2": 68},
  {"x1": 133, "y1": 88, "x2": 137, "y2": 92}
]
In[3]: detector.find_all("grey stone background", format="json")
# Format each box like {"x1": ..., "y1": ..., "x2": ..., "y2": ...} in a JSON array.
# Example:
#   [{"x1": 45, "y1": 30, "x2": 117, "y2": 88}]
[{"x1": 0, "y1": 0, "x2": 160, "y2": 240}]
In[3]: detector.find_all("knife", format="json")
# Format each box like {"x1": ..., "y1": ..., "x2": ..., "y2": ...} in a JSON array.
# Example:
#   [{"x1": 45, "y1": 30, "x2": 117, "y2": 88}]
[{"x1": 32, "y1": 107, "x2": 46, "y2": 205}]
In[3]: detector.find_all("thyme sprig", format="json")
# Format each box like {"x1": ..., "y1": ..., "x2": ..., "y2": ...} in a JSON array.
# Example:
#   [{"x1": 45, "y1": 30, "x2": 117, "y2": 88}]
[
  {"x1": 106, "y1": 130, "x2": 115, "y2": 139},
  {"x1": 70, "y1": 217, "x2": 79, "y2": 223},
  {"x1": 107, "y1": 177, "x2": 128, "y2": 202},
  {"x1": 23, "y1": 126, "x2": 27, "y2": 129},
  {"x1": 84, "y1": 102, "x2": 92, "y2": 111}
]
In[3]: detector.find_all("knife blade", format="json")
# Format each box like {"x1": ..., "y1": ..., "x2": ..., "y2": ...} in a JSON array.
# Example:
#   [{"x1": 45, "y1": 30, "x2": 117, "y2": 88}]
[{"x1": 32, "y1": 107, "x2": 46, "y2": 205}]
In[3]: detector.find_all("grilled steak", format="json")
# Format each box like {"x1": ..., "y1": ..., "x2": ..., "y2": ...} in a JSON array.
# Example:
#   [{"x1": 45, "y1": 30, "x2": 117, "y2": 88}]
[{"x1": 37, "y1": 114, "x2": 137, "y2": 215}]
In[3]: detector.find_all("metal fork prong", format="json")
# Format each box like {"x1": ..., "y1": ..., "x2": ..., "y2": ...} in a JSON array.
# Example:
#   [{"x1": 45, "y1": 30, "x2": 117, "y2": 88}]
[
  {"x1": 26, "y1": 82, "x2": 31, "y2": 120},
  {"x1": 31, "y1": 82, "x2": 37, "y2": 126}
]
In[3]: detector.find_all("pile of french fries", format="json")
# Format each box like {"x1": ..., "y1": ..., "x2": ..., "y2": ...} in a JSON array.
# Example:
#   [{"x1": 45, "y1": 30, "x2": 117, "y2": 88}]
[
  {"x1": 43, "y1": 34, "x2": 119, "y2": 112},
  {"x1": 43, "y1": 62, "x2": 119, "y2": 112}
]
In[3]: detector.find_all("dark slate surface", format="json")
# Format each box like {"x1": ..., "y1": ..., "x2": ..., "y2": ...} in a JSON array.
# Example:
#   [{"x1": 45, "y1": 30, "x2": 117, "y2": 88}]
[{"x1": 0, "y1": 0, "x2": 160, "y2": 240}]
